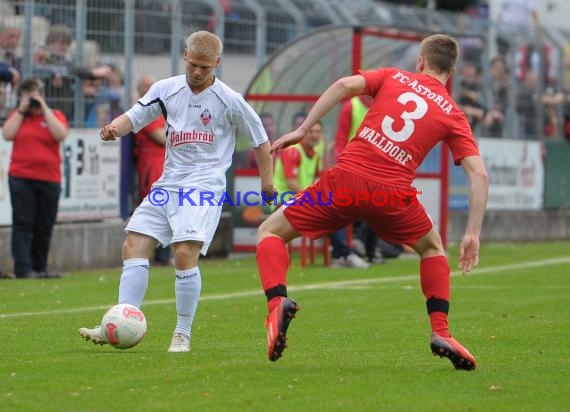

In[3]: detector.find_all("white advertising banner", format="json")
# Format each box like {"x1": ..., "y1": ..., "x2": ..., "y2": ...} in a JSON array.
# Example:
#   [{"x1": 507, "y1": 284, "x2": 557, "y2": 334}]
[
  {"x1": 0, "y1": 128, "x2": 120, "y2": 226},
  {"x1": 479, "y1": 138, "x2": 544, "y2": 210},
  {"x1": 58, "y1": 129, "x2": 121, "y2": 221},
  {"x1": 413, "y1": 177, "x2": 441, "y2": 231}
]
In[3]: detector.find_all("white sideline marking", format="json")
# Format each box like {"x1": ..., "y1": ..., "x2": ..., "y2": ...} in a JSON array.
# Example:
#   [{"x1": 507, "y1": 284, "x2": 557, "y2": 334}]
[{"x1": 1, "y1": 257, "x2": 569, "y2": 319}]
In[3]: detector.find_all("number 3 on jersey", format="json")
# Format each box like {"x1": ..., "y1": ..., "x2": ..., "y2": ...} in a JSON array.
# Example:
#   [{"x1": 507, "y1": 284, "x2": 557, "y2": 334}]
[{"x1": 381, "y1": 92, "x2": 428, "y2": 142}]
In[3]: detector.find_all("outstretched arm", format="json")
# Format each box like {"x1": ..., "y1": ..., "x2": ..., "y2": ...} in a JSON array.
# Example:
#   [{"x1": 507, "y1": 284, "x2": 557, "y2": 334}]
[
  {"x1": 271, "y1": 75, "x2": 366, "y2": 154},
  {"x1": 100, "y1": 114, "x2": 134, "y2": 141},
  {"x1": 459, "y1": 155, "x2": 488, "y2": 273},
  {"x1": 254, "y1": 141, "x2": 275, "y2": 204}
]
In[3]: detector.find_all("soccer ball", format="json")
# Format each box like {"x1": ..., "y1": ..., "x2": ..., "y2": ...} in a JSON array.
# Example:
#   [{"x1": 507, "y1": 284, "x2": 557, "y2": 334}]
[{"x1": 101, "y1": 303, "x2": 147, "y2": 349}]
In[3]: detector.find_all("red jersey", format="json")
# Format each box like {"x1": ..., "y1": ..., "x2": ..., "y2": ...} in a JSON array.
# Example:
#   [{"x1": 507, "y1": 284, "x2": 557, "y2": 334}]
[
  {"x1": 334, "y1": 96, "x2": 373, "y2": 160},
  {"x1": 336, "y1": 68, "x2": 479, "y2": 188},
  {"x1": 8, "y1": 110, "x2": 68, "y2": 183},
  {"x1": 133, "y1": 116, "x2": 166, "y2": 158}
]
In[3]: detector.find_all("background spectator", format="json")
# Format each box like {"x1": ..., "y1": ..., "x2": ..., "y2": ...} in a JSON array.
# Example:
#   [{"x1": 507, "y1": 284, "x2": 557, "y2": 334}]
[
  {"x1": 0, "y1": 23, "x2": 22, "y2": 122},
  {"x1": 455, "y1": 14, "x2": 484, "y2": 65},
  {"x1": 516, "y1": 70, "x2": 564, "y2": 139},
  {"x1": 32, "y1": 24, "x2": 113, "y2": 125},
  {"x1": 333, "y1": 96, "x2": 373, "y2": 161},
  {"x1": 542, "y1": 84, "x2": 565, "y2": 138},
  {"x1": 497, "y1": 0, "x2": 539, "y2": 34},
  {"x1": 2, "y1": 78, "x2": 69, "y2": 278},
  {"x1": 273, "y1": 122, "x2": 322, "y2": 204},
  {"x1": 486, "y1": 56, "x2": 509, "y2": 137},
  {"x1": 85, "y1": 65, "x2": 125, "y2": 127},
  {"x1": 456, "y1": 62, "x2": 486, "y2": 131},
  {"x1": 0, "y1": 23, "x2": 22, "y2": 68}
]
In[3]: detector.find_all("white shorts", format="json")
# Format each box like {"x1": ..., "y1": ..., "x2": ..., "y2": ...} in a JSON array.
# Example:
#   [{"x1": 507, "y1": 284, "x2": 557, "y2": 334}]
[{"x1": 125, "y1": 189, "x2": 223, "y2": 255}]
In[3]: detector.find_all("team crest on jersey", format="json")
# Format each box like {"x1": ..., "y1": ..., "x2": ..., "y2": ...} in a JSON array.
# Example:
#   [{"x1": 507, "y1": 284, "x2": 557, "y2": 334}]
[{"x1": 200, "y1": 109, "x2": 212, "y2": 125}]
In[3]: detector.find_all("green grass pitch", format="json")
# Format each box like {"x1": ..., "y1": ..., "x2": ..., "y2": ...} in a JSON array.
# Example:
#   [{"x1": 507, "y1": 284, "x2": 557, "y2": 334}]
[{"x1": 1, "y1": 241, "x2": 569, "y2": 411}]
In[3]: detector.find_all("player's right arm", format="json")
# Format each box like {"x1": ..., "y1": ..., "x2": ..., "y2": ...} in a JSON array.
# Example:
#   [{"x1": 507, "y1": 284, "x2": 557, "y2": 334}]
[
  {"x1": 271, "y1": 75, "x2": 365, "y2": 153},
  {"x1": 103, "y1": 80, "x2": 164, "y2": 142},
  {"x1": 100, "y1": 114, "x2": 134, "y2": 141},
  {"x1": 459, "y1": 155, "x2": 488, "y2": 274}
]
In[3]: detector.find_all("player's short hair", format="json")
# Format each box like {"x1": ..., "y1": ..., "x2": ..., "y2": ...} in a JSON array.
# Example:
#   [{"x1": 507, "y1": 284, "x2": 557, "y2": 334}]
[
  {"x1": 419, "y1": 34, "x2": 459, "y2": 75},
  {"x1": 186, "y1": 31, "x2": 223, "y2": 58}
]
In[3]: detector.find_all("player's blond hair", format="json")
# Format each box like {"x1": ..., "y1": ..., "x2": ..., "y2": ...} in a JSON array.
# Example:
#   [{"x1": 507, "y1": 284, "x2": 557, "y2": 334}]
[
  {"x1": 419, "y1": 34, "x2": 459, "y2": 75},
  {"x1": 186, "y1": 31, "x2": 223, "y2": 58}
]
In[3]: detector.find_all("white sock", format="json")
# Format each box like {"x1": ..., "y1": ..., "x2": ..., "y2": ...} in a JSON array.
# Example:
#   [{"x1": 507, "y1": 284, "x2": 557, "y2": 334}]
[
  {"x1": 118, "y1": 258, "x2": 150, "y2": 308},
  {"x1": 174, "y1": 267, "x2": 201, "y2": 338}
]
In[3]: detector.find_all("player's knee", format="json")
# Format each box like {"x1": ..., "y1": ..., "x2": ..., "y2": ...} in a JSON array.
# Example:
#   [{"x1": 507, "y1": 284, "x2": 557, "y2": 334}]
[
  {"x1": 258, "y1": 219, "x2": 270, "y2": 237},
  {"x1": 172, "y1": 242, "x2": 201, "y2": 269},
  {"x1": 411, "y1": 227, "x2": 444, "y2": 257},
  {"x1": 122, "y1": 236, "x2": 136, "y2": 257},
  {"x1": 257, "y1": 227, "x2": 273, "y2": 245},
  {"x1": 122, "y1": 233, "x2": 156, "y2": 259}
]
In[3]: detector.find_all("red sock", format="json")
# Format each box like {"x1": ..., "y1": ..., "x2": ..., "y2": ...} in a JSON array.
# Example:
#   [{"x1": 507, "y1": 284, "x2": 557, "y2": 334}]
[
  {"x1": 429, "y1": 312, "x2": 450, "y2": 338},
  {"x1": 420, "y1": 255, "x2": 451, "y2": 338},
  {"x1": 256, "y1": 236, "x2": 289, "y2": 312}
]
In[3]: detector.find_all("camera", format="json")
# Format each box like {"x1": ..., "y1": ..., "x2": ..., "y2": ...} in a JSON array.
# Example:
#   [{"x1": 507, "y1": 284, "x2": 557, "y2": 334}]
[{"x1": 29, "y1": 98, "x2": 41, "y2": 109}]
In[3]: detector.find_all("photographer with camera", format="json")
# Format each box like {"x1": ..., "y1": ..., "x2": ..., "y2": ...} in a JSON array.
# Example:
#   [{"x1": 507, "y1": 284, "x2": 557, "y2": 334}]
[{"x1": 2, "y1": 78, "x2": 69, "y2": 279}]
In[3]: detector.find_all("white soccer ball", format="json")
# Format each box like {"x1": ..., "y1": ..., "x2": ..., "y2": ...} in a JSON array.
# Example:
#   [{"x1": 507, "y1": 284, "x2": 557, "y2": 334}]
[{"x1": 101, "y1": 303, "x2": 147, "y2": 349}]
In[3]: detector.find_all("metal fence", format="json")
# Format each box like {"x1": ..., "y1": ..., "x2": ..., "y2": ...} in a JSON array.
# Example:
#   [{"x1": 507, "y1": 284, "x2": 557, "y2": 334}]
[{"x1": 0, "y1": 0, "x2": 569, "y2": 141}]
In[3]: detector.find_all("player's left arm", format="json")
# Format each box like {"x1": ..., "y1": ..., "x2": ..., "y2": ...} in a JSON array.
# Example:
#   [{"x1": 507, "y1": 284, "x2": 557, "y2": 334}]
[
  {"x1": 253, "y1": 141, "x2": 275, "y2": 203},
  {"x1": 459, "y1": 155, "x2": 488, "y2": 273},
  {"x1": 232, "y1": 93, "x2": 275, "y2": 203}
]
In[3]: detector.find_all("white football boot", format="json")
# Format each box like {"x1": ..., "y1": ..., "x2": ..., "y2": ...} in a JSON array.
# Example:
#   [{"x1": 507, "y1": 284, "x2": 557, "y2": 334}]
[
  {"x1": 167, "y1": 332, "x2": 190, "y2": 353},
  {"x1": 79, "y1": 326, "x2": 108, "y2": 345}
]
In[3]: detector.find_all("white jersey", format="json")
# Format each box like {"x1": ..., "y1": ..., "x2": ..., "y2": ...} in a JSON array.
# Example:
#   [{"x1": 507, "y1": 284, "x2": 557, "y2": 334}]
[{"x1": 125, "y1": 75, "x2": 268, "y2": 194}]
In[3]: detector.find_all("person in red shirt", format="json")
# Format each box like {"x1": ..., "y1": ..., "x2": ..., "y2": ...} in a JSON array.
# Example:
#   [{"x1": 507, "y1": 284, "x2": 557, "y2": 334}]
[
  {"x1": 2, "y1": 78, "x2": 69, "y2": 278},
  {"x1": 132, "y1": 74, "x2": 170, "y2": 265},
  {"x1": 133, "y1": 74, "x2": 166, "y2": 200},
  {"x1": 257, "y1": 34, "x2": 488, "y2": 370}
]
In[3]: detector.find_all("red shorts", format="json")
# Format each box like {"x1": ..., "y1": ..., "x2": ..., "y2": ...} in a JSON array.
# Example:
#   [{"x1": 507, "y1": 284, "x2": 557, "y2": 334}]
[{"x1": 282, "y1": 167, "x2": 433, "y2": 245}]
